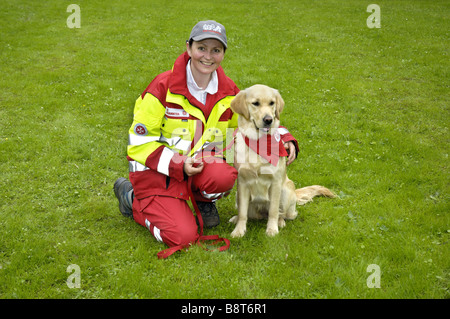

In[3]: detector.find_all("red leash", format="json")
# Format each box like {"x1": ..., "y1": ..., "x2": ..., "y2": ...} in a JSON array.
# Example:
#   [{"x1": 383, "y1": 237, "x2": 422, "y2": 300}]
[{"x1": 156, "y1": 174, "x2": 231, "y2": 259}]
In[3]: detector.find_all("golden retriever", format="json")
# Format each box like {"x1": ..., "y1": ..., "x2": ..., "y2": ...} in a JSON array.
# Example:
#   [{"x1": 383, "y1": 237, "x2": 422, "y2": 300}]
[{"x1": 229, "y1": 84, "x2": 335, "y2": 237}]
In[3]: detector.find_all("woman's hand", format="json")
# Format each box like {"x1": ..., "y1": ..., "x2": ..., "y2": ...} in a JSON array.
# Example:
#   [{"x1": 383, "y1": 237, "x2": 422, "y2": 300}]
[
  {"x1": 183, "y1": 157, "x2": 204, "y2": 176},
  {"x1": 284, "y1": 141, "x2": 297, "y2": 166}
]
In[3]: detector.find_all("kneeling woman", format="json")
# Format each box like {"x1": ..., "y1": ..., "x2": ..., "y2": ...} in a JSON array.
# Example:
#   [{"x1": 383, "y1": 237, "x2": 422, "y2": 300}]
[{"x1": 114, "y1": 20, "x2": 299, "y2": 252}]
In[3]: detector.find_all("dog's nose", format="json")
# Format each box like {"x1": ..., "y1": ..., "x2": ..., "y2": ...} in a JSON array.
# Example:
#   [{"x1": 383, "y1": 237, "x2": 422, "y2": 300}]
[{"x1": 263, "y1": 116, "x2": 273, "y2": 126}]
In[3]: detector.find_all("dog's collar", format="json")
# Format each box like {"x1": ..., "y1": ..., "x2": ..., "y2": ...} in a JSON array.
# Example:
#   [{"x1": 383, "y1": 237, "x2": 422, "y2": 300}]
[{"x1": 242, "y1": 129, "x2": 288, "y2": 166}]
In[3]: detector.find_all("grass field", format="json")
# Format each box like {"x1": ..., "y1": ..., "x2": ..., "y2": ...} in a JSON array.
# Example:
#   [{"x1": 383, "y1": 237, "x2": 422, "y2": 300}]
[{"x1": 0, "y1": 0, "x2": 448, "y2": 300}]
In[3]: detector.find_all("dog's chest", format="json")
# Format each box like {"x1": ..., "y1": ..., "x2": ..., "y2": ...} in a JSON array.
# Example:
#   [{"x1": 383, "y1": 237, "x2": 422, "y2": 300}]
[
  {"x1": 235, "y1": 133, "x2": 284, "y2": 202},
  {"x1": 238, "y1": 167, "x2": 275, "y2": 202}
]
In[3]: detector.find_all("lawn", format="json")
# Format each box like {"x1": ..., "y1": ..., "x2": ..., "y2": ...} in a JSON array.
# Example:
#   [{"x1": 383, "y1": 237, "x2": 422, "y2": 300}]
[{"x1": 0, "y1": 0, "x2": 448, "y2": 300}]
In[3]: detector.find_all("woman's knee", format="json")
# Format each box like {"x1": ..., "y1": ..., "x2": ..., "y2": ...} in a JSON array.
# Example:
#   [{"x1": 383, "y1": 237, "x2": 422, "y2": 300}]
[
  {"x1": 163, "y1": 222, "x2": 199, "y2": 247},
  {"x1": 193, "y1": 160, "x2": 237, "y2": 195}
]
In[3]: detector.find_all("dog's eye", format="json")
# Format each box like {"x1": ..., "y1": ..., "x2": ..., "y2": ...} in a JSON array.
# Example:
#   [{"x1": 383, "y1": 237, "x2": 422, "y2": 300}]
[
  {"x1": 269, "y1": 101, "x2": 275, "y2": 106},
  {"x1": 252, "y1": 101, "x2": 260, "y2": 106}
]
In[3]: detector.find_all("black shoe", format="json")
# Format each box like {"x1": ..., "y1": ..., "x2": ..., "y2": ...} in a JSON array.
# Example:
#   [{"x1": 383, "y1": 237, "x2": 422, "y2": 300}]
[
  {"x1": 197, "y1": 201, "x2": 220, "y2": 228},
  {"x1": 113, "y1": 177, "x2": 133, "y2": 218}
]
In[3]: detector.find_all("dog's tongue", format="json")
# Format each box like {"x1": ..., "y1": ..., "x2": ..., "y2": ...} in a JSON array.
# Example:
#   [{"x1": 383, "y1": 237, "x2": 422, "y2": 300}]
[{"x1": 263, "y1": 127, "x2": 270, "y2": 133}]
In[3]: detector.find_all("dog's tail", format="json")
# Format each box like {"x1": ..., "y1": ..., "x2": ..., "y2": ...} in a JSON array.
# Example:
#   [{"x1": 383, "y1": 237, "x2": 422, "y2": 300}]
[{"x1": 295, "y1": 185, "x2": 336, "y2": 206}]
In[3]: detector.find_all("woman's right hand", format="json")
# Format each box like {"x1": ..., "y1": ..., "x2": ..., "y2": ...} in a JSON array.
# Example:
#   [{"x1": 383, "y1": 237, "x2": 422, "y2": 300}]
[{"x1": 183, "y1": 157, "x2": 204, "y2": 176}]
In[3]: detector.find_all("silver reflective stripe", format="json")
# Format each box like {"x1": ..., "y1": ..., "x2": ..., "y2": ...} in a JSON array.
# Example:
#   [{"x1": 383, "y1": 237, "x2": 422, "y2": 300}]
[
  {"x1": 157, "y1": 147, "x2": 175, "y2": 176},
  {"x1": 129, "y1": 160, "x2": 149, "y2": 172},
  {"x1": 129, "y1": 134, "x2": 191, "y2": 151},
  {"x1": 159, "y1": 134, "x2": 179, "y2": 146},
  {"x1": 175, "y1": 139, "x2": 192, "y2": 151},
  {"x1": 201, "y1": 141, "x2": 223, "y2": 151},
  {"x1": 160, "y1": 135, "x2": 191, "y2": 151},
  {"x1": 128, "y1": 134, "x2": 160, "y2": 146},
  {"x1": 128, "y1": 147, "x2": 177, "y2": 175},
  {"x1": 145, "y1": 219, "x2": 163, "y2": 242},
  {"x1": 153, "y1": 226, "x2": 162, "y2": 242},
  {"x1": 201, "y1": 190, "x2": 230, "y2": 200}
]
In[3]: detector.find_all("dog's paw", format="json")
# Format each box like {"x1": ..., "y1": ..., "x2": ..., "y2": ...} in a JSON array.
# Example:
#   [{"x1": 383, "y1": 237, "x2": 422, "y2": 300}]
[
  {"x1": 231, "y1": 226, "x2": 246, "y2": 238},
  {"x1": 278, "y1": 217, "x2": 286, "y2": 228},
  {"x1": 228, "y1": 215, "x2": 238, "y2": 224},
  {"x1": 266, "y1": 227, "x2": 279, "y2": 237}
]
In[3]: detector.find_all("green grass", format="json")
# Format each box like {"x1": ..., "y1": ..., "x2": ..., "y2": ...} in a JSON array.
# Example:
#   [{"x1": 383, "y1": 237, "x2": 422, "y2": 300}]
[{"x1": 0, "y1": 0, "x2": 448, "y2": 299}]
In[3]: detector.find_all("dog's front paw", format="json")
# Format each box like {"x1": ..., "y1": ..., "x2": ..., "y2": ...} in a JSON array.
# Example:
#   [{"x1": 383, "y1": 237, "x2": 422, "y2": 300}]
[
  {"x1": 278, "y1": 217, "x2": 286, "y2": 228},
  {"x1": 231, "y1": 225, "x2": 246, "y2": 238},
  {"x1": 228, "y1": 215, "x2": 238, "y2": 224},
  {"x1": 266, "y1": 226, "x2": 279, "y2": 237}
]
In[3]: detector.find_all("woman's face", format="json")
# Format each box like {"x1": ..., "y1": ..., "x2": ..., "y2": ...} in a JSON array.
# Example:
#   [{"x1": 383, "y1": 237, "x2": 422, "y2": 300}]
[{"x1": 186, "y1": 39, "x2": 225, "y2": 77}]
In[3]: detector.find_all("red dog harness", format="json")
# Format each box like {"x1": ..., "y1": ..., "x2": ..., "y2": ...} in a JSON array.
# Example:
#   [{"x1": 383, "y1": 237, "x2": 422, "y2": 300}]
[{"x1": 243, "y1": 130, "x2": 289, "y2": 166}]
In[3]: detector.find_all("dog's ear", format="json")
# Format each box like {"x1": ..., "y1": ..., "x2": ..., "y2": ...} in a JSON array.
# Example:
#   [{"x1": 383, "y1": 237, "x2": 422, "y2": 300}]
[
  {"x1": 273, "y1": 89, "x2": 285, "y2": 119},
  {"x1": 230, "y1": 90, "x2": 249, "y2": 120}
]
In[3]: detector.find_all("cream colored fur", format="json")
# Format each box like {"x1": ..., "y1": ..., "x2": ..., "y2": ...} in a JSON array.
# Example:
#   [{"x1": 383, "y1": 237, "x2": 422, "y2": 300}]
[{"x1": 229, "y1": 84, "x2": 335, "y2": 237}]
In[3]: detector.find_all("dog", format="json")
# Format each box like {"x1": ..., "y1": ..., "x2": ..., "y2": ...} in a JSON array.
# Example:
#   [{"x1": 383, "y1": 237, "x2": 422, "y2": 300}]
[{"x1": 228, "y1": 84, "x2": 335, "y2": 237}]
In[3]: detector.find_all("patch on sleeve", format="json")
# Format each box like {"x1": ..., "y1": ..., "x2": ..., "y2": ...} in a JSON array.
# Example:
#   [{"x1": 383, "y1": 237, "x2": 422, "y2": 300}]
[{"x1": 134, "y1": 123, "x2": 148, "y2": 136}]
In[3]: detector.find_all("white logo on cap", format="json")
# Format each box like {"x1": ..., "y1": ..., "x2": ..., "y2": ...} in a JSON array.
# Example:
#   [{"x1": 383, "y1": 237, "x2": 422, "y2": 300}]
[{"x1": 203, "y1": 23, "x2": 222, "y2": 34}]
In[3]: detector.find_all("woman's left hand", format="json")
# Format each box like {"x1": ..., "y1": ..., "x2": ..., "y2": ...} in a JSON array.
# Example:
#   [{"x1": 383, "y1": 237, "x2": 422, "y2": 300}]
[{"x1": 284, "y1": 141, "x2": 297, "y2": 166}]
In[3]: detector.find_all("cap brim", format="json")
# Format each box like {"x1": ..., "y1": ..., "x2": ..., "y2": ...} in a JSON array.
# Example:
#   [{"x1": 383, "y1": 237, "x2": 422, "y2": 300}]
[{"x1": 191, "y1": 34, "x2": 227, "y2": 48}]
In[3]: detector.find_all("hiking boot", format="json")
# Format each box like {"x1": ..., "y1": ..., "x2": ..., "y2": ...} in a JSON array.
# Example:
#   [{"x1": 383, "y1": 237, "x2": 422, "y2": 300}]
[
  {"x1": 113, "y1": 177, "x2": 134, "y2": 218},
  {"x1": 197, "y1": 201, "x2": 220, "y2": 228}
]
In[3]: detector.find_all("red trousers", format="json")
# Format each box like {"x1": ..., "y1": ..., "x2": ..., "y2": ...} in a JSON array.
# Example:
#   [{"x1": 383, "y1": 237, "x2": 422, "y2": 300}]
[{"x1": 132, "y1": 158, "x2": 237, "y2": 247}]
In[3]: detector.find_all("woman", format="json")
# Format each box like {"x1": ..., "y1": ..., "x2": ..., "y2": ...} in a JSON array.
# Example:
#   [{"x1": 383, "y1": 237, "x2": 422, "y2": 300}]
[{"x1": 114, "y1": 20, "x2": 298, "y2": 252}]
